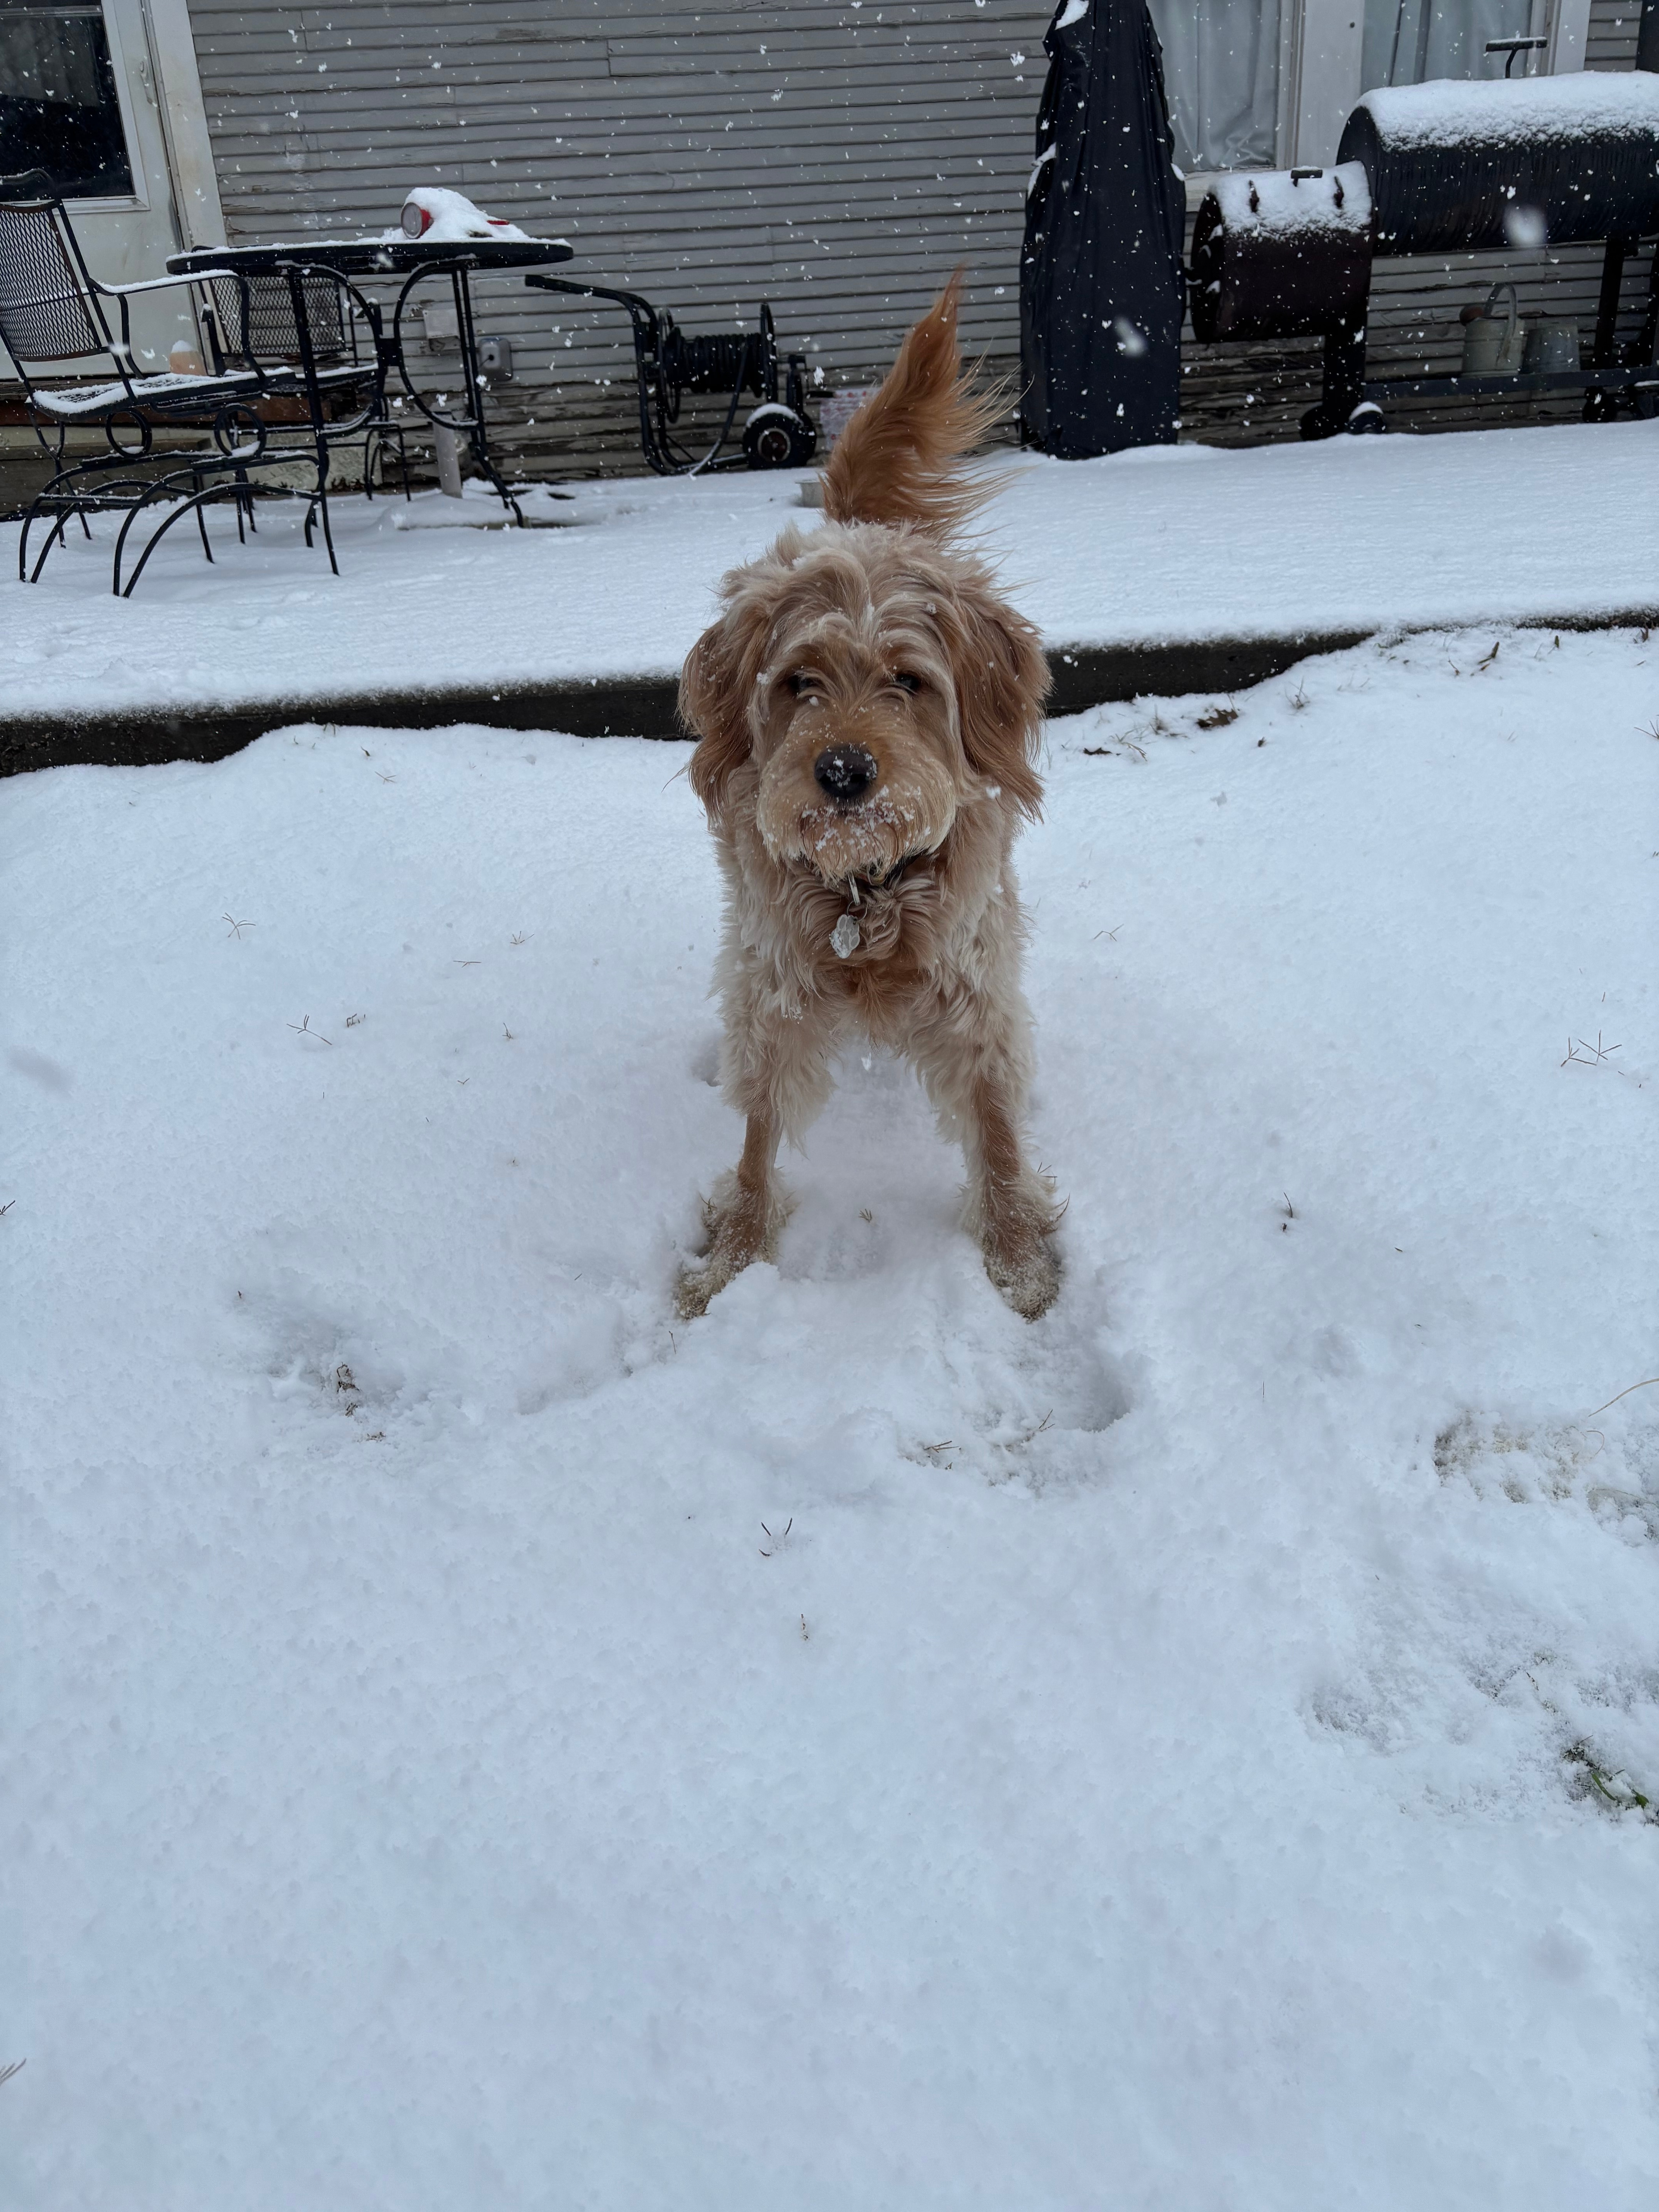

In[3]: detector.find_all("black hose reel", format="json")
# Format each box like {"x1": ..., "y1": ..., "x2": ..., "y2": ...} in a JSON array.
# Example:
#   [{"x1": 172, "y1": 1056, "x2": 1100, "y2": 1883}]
[{"x1": 525, "y1": 275, "x2": 817, "y2": 474}]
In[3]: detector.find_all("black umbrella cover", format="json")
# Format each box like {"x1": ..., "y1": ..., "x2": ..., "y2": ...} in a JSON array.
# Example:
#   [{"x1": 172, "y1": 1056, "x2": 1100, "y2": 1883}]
[{"x1": 1019, "y1": 0, "x2": 1186, "y2": 457}]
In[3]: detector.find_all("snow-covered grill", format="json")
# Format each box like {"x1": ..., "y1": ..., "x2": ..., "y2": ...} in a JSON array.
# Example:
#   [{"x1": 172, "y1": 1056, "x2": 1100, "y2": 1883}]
[
  {"x1": 1340, "y1": 74, "x2": 1659, "y2": 254},
  {"x1": 1183, "y1": 73, "x2": 1659, "y2": 440},
  {"x1": 1189, "y1": 165, "x2": 1372, "y2": 345}
]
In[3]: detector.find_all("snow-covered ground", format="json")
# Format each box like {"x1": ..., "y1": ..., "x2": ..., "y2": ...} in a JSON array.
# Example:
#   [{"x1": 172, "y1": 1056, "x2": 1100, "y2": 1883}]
[
  {"x1": 3, "y1": 417, "x2": 1657, "y2": 718},
  {"x1": 5, "y1": 625, "x2": 1657, "y2": 2207}
]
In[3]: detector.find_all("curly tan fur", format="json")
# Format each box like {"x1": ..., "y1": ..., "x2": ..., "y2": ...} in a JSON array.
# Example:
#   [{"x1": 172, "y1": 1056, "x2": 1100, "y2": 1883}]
[
  {"x1": 819, "y1": 270, "x2": 1005, "y2": 538},
  {"x1": 677, "y1": 279, "x2": 1060, "y2": 1320}
]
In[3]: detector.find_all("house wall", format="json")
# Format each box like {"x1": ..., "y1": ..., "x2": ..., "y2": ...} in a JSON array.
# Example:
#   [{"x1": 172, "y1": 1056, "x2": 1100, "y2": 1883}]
[
  {"x1": 182, "y1": 0, "x2": 1056, "y2": 475},
  {"x1": 1586, "y1": 0, "x2": 1645, "y2": 65},
  {"x1": 177, "y1": 0, "x2": 1655, "y2": 474}
]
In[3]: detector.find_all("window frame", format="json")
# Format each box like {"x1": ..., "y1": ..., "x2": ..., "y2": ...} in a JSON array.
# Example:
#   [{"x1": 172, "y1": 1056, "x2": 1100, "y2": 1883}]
[
  {"x1": 1179, "y1": 0, "x2": 1594, "y2": 198},
  {"x1": 22, "y1": 0, "x2": 158, "y2": 212}
]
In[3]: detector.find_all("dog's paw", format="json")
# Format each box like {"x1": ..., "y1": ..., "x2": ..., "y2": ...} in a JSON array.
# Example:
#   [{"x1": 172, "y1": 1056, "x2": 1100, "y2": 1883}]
[
  {"x1": 674, "y1": 1229, "x2": 767, "y2": 1319},
  {"x1": 984, "y1": 1229, "x2": 1061, "y2": 1321},
  {"x1": 675, "y1": 1173, "x2": 790, "y2": 1320},
  {"x1": 674, "y1": 1254, "x2": 736, "y2": 1321}
]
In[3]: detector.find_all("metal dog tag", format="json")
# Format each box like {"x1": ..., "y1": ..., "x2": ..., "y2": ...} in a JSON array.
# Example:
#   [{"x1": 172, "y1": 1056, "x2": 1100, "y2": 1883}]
[{"x1": 831, "y1": 912, "x2": 861, "y2": 960}]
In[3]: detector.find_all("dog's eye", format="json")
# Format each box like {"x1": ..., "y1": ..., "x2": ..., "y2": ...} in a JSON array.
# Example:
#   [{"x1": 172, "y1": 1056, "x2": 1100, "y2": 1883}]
[
  {"x1": 892, "y1": 672, "x2": 923, "y2": 695},
  {"x1": 789, "y1": 672, "x2": 821, "y2": 698}
]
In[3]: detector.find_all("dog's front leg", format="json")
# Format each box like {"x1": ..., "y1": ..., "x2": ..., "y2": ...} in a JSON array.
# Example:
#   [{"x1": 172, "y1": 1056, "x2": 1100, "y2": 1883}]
[
  {"x1": 676, "y1": 981, "x2": 835, "y2": 1320},
  {"x1": 911, "y1": 992, "x2": 1061, "y2": 1321},
  {"x1": 964, "y1": 1065, "x2": 1061, "y2": 1319},
  {"x1": 675, "y1": 1104, "x2": 783, "y2": 1320}
]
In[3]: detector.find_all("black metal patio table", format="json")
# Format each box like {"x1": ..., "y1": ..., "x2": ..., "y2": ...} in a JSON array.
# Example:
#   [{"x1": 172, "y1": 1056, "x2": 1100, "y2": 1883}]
[{"x1": 167, "y1": 236, "x2": 574, "y2": 515}]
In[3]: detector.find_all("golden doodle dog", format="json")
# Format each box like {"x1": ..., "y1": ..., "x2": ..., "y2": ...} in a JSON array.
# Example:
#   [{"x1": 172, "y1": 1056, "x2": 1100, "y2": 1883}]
[{"x1": 676, "y1": 276, "x2": 1060, "y2": 1321}]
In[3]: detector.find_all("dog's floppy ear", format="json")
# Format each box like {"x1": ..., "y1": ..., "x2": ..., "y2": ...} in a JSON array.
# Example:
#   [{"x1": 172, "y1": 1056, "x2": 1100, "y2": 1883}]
[
  {"x1": 680, "y1": 622, "x2": 752, "y2": 819},
  {"x1": 954, "y1": 587, "x2": 1049, "y2": 820}
]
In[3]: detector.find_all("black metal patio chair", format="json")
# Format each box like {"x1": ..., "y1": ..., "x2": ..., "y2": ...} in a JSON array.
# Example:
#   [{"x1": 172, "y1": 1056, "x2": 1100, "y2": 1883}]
[
  {"x1": 0, "y1": 170, "x2": 384, "y2": 592},
  {"x1": 198, "y1": 265, "x2": 411, "y2": 508}
]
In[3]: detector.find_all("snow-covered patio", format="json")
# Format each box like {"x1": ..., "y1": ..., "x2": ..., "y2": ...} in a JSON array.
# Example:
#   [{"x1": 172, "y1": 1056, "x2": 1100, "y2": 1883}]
[
  {"x1": 3, "y1": 416, "x2": 1658, "y2": 738},
  {"x1": 5, "y1": 620, "x2": 1656, "y2": 2205}
]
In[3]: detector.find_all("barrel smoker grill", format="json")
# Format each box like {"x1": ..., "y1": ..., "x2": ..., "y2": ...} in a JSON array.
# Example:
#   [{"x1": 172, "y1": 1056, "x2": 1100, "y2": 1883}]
[
  {"x1": 1189, "y1": 75, "x2": 1659, "y2": 438},
  {"x1": 1190, "y1": 165, "x2": 1374, "y2": 342},
  {"x1": 524, "y1": 273, "x2": 817, "y2": 473}
]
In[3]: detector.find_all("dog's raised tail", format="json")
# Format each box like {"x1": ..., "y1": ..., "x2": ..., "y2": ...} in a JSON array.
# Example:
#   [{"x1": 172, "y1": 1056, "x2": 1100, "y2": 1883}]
[{"x1": 819, "y1": 273, "x2": 1001, "y2": 538}]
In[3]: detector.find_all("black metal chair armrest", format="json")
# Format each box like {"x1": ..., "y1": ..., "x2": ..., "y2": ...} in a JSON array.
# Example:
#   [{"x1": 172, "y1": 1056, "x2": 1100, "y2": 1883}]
[
  {"x1": 94, "y1": 271, "x2": 222, "y2": 299},
  {"x1": 95, "y1": 265, "x2": 261, "y2": 381},
  {"x1": 103, "y1": 269, "x2": 261, "y2": 385},
  {"x1": 204, "y1": 269, "x2": 258, "y2": 376}
]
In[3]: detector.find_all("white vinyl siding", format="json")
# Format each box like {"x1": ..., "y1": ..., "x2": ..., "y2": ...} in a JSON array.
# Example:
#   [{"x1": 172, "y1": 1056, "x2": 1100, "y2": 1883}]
[{"x1": 1584, "y1": 0, "x2": 1643, "y2": 65}]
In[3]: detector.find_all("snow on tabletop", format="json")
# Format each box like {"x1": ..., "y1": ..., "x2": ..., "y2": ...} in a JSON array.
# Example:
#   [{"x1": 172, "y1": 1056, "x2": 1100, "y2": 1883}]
[
  {"x1": 3, "y1": 419, "x2": 1657, "y2": 718},
  {"x1": 1211, "y1": 161, "x2": 1371, "y2": 237},
  {"x1": 388, "y1": 184, "x2": 533, "y2": 243},
  {"x1": 3, "y1": 630, "x2": 1657, "y2": 2208},
  {"x1": 1357, "y1": 69, "x2": 1659, "y2": 147}
]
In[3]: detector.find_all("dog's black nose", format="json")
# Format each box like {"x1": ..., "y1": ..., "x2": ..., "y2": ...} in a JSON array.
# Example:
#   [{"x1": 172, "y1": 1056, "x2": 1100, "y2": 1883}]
[{"x1": 814, "y1": 745, "x2": 878, "y2": 802}]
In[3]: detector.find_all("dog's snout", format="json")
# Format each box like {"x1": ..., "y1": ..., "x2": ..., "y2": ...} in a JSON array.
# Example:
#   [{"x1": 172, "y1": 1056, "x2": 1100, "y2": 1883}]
[{"x1": 814, "y1": 745, "x2": 878, "y2": 802}]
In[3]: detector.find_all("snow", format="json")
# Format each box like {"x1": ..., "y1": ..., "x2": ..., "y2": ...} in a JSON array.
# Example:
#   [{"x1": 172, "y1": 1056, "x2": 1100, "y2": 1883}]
[
  {"x1": 388, "y1": 186, "x2": 534, "y2": 244},
  {"x1": 1357, "y1": 69, "x2": 1659, "y2": 148},
  {"x1": 1209, "y1": 160, "x2": 1371, "y2": 238},
  {"x1": 3, "y1": 419, "x2": 1657, "y2": 722},
  {"x1": 29, "y1": 366, "x2": 266, "y2": 419},
  {"x1": 4, "y1": 626, "x2": 1657, "y2": 2205}
]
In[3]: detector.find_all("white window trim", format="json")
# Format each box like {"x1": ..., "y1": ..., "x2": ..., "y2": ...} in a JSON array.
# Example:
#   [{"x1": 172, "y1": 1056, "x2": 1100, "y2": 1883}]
[
  {"x1": 53, "y1": 0, "x2": 225, "y2": 246},
  {"x1": 1546, "y1": 0, "x2": 1592, "y2": 70},
  {"x1": 72, "y1": 0, "x2": 154, "y2": 211},
  {"x1": 1279, "y1": 0, "x2": 1368, "y2": 168},
  {"x1": 141, "y1": 0, "x2": 227, "y2": 249}
]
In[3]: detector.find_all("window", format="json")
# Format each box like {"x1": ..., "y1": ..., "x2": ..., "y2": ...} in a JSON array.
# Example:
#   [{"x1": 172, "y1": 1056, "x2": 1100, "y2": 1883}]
[
  {"x1": 0, "y1": 0, "x2": 133, "y2": 199},
  {"x1": 1362, "y1": 0, "x2": 1540, "y2": 89},
  {"x1": 1151, "y1": 0, "x2": 1576, "y2": 173},
  {"x1": 1149, "y1": 0, "x2": 1283, "y2": 172}
]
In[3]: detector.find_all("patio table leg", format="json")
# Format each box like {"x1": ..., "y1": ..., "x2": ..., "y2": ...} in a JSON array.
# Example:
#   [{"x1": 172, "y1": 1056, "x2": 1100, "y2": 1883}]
[
  {"x1": 449, "y1": 266, "x2": 522, "y2": 519},
  {"x1": 390, "y1": 262, "x2": 523, "y2": 522}
]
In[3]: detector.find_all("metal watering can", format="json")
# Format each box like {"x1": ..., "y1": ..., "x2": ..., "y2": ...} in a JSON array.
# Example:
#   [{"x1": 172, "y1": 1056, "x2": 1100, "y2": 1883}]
[
  {"x1": 1523, "y1": 316, "x2": 1581, "y2": 373},
  {"x1": 1460, "y1": 283, "x2": 1526, "y2": 374}
]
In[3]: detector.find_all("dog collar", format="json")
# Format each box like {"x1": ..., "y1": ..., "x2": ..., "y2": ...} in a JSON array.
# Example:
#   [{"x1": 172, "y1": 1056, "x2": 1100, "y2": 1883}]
[{"x1": 828, "y1": 846, "x2": 933, "y2": 959}]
